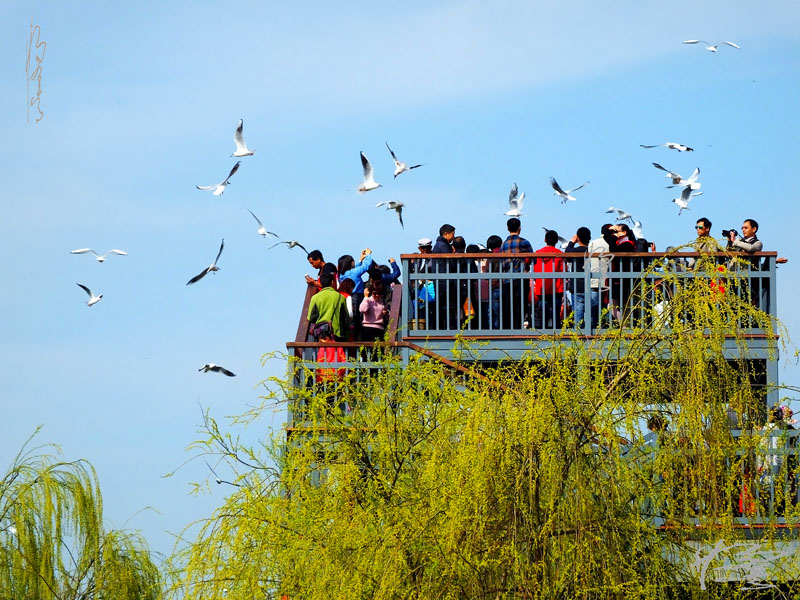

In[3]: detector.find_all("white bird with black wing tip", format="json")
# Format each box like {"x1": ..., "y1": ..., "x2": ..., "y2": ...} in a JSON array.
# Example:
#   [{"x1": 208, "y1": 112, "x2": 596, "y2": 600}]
[
  {"x1": 231, "y1": 119, "x2": 254, "y2": 157},
  {"x1": 505, "y1": 183, "x2": 525, "y2": 217},
  {"x1": 357, "y1": 152, "x2": 382, "y2": 193},
  {"x1": 672, "y1": 188, "x2": 703, "y2": 215},
  {"x1": 270, "y1": 239, "x2": 308, "y2": 254},
  {"x1": 186, "y1": 239, "x2": 225, "y2": 285},
  {"x1": 386, "y1": 142, "x2": 424, "y2": 178},
  {"x1": 76, "y1": 283, "x2": 102, "y2": 307},
  {"x1": 376, "y1": 201, "x2": 405, "y2": 228},
  {"x1": 550, "y1": 177, "x2": 589, "y2": 204},
  {"x1": 199, "y1": 363, "x2": 236, "y2": 377},
  {"x1": 640, "y1": 142, "x2": 693, "y2": 153},
  {"x1": 196, "y1": 162, "x2": 241, "y2": 196},
  {"x1": 652, "y1": 163, "x2": 701, "y2": 190},
  {"x1": 70, "y1": 248, "x2": 127, "y2": 263},
  {"x1": 683, "y1": 40, "x2": 740, "y2": 53},
  {"x1": 605, "y1": 207, "x2": 635, "y2": 224},
  {"x1": 245, "y1": 208, "x2": 277, "y2": 238}
]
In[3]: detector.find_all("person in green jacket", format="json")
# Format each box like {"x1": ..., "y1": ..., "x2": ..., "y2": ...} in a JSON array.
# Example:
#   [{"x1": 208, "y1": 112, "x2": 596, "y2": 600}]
[{"x1": 308, "y1": 271, "x2": 351, "y2": 341}]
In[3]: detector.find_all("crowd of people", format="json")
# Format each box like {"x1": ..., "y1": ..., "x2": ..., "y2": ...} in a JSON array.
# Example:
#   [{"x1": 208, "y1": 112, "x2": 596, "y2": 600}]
[
  {"x1": 407, "y1": 216, "x2": 781, "y2": 332},
  {"x1": 304, "y1": 216, "x2": 781, "y2": 342}
]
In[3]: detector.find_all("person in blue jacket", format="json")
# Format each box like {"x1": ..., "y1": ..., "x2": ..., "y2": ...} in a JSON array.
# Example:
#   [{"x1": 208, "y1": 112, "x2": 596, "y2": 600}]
[{"x1": 338, "y1": 248, "x2": 374, "y2": 339}]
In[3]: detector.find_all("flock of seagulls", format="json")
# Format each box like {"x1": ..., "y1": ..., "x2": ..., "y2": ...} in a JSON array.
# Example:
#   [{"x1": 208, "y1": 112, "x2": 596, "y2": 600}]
[
  {"x1": 69, "y1": 38, "x2": 743, "y2": 374},
  {"x1": 357, "y1": 144, "x2": 425, "y2": 227},
  {"x1": 70, "y1": 119, "x2": 305, "y2": 378}
]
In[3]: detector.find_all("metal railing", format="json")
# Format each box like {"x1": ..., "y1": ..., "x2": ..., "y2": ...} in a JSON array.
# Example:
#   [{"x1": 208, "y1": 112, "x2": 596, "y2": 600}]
[
  {"x1": 400, "y1": 251, "x2": 778, "y2": 337},
  {"x1": 633, "y1": 427, "x2": 800, "y2": 525}
]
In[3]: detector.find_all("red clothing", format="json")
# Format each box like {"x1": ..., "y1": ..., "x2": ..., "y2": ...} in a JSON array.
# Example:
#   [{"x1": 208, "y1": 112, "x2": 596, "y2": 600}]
[
  {"x1": 532, "y1": 246, "x2": 565, "y2": 299},
  {"x1": 316, "y1": 345, "x2": 347, "y2": 383}
]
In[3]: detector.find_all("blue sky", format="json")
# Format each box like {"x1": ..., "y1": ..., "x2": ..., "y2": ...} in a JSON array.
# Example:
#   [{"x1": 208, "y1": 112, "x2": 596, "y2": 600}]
[{"x1": 2, "y1": 1, "x2": 800, "y2": 558}]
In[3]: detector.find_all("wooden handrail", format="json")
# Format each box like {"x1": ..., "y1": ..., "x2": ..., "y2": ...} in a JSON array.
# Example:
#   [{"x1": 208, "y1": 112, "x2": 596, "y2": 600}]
[
  {"x1": 386, "y1": 283, "x2": 402, "y2": 342},
  {"x1": 400, "y1": 251, "x2": 779, "y2": 259},
  {"x1": 294, "y1": 285, "x2": 316, "y2": 352}
]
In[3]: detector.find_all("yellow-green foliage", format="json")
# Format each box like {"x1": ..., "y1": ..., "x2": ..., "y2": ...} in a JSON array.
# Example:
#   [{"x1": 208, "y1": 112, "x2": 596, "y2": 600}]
[
  {"x1": 173, "y1": 258, "x2": 795, "y2": 599},
  {"x1": 0, "y1": 431, "x2": 162, "y2": 600}
]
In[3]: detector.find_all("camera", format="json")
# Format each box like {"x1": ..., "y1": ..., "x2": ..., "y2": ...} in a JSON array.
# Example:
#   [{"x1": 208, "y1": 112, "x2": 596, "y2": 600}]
[{"x1": 721, "y1": 229, "x2": 738, "y2": 238}]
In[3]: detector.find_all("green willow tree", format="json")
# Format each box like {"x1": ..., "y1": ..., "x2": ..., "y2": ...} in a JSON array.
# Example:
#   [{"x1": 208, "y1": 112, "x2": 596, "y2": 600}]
[
  {"x1": 0, "y1": 431, "x2": 163, "y2": 600},
  {"x1": 172, "y1": 256, "x2": 795, "y2": 599}
]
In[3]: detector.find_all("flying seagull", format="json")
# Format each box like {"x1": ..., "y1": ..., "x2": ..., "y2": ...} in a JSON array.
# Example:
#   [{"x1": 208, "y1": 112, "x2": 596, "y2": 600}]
[
  {"x1": 70, "y1": 248, "x2": 127, "y2": 263},
  {"x1": 186, "y1": 239, "x2": 224, "y2": 285},
  {"x1": 683, "y1": 40, "x2": 740, "y2": 53},
  {"x1": 640, "y1": 142, "x2": 693, "y2": 152},
  {"x1": 232, "y1": 119, "x2": 254, "y2": 157},
  {"x1": 376, "y1": 201, "x2": 405, "y2": 228},
  {"x1": 652, "y1": 163, "x2": 701, "y2": 190},
  {"x1": 672, "y1": 188, "x2": 703, "y2": 215},
  {"x1": 605, "y1": 207, "x2": 635, "y2": 224},
  {"x1": 245, "y1": 208, "x2": 277, "y2": 238},
  {"x1": 196, "y1": 162, "x2": 241, "y2": 196},
  {"x1": 198, "y1": 363, "x2": 236, "y2": 377},
  {"x1": 269, "y1": 239, "x2": 308, "y2": 254},
  {"x1": 357, "y1": 151, "x2": 382, "y2": 193},
  {"x1": 76, "y1": 283, "x2": 102, "y2": 307},
  {"x1": 632, "y1": 220, "x2": 644, "y2": 240},
  {"x1": 505, "y1": 183, "x2": 525, "y2": 217},
  {"x1": 550, "y1": 177, "x2": 589, "y2": 204},
  {"x1": 386, "y1": 142, "x2": 423, "y2": 178}
]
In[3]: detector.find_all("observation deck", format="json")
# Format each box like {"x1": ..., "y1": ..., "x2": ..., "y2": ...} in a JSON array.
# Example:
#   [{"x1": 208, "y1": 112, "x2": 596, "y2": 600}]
[
  {"x1": 288, "y1": 251, "x2": 780, "y2": 400},
  {"x1": 283, "y1": 251, "x2": 800, "y2": 586}
]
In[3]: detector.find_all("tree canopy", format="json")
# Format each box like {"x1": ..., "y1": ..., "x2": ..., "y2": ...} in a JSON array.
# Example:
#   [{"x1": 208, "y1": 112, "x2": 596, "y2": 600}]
[
  {"x1": 172, "y1": 256, "x2": 798, "y2": 599},
  {"x1": 0, "y1": 431, "x2": 163, "y2": 600}
]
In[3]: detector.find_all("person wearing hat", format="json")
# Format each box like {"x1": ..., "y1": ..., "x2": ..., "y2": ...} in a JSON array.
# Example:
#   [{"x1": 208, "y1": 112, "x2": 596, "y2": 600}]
[{"x1": 410, "y1": 238, "x2": 434, "y2": 329}]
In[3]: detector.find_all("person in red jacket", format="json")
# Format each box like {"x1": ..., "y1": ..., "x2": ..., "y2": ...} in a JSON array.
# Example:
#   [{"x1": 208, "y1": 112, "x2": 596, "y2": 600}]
[{"x1": 532, "y1": 229, "x2": 565, "y2": 329}]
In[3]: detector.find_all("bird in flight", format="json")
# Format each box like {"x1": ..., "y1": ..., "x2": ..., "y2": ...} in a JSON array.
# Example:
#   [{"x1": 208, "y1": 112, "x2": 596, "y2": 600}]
[
  {"x1": 196, "y1": 162, "x2": 241, "y2": 196},
  {"x1": 652, "y1": 163, "x2": 701, "y2": 190},
  {"x1": 551, "y1": 177, "x2": 589, "y2": 203},
  {"x1": 357, "y1": 152, "x2": 382, "y2": 193},
  {"x1": 70, "y1": 248, "x2": 127, "y2": 263},
  {"x1": 683, "y1": 40, "x2": 740, "y2": 53},
  {"x1": 632, "y1": 220, "x2": 645, "y2": 241},
  {"x1": 76, "y1": 283, "x2": 102, "y2": 307},
  {"x1": 640, "y1": 142, "x2": 693, "y2": 152},
  {"x1": 186, "y1": 239, "x2": 225, "y2": 285},
  {"x1": 198, "y1": 363, "x2": 236, "y2": 377},
  {"x1": 505, "y1": 183, "x2": 525, "y2": 217},
  {"x1": 386, "y1": 142, "x2": 423, "y2": 178},
  {"x1": 270, "y1": 239, "x2": 308, "y2": 254},
  {"x1": 245, "y1": 208, "x2": 277, "y2": 238},
  {"x1": 606, "y1": 207, "x2": 634, "y2": 224},
  {"x1": 231, "y1": 119, "x2": 254, "y2": 157},
  {"x1": 672, "y1": 188, "x2": 703, "y2": 215},
  {"x1": 376, "y1": 201, "x2": 405, "y2": 228}
]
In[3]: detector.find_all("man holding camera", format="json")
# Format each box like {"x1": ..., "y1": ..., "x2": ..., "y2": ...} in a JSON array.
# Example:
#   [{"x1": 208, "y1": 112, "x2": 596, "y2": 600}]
[
  {"x1": 726, "y1": 219, "x2": 762, "y2": 268},
  {"x1": 727, "y1": 219, "x2": 766, "y2": 310}
]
